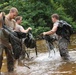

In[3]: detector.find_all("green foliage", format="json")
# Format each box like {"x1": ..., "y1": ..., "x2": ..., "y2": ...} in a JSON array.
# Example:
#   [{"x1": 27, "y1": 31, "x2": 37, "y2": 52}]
[
  {"x1": 0, "y1": 0, "x2": 76, "y2": 37},
  {"x1": 58, "y1": 0, "x2": 76, "y2": 21},
  {"x1": 8, "y1": 0, "x2": 52, "y2": 37},
  {"x1": 50, "y1": 0, "x2": 76, "y2": 29}
]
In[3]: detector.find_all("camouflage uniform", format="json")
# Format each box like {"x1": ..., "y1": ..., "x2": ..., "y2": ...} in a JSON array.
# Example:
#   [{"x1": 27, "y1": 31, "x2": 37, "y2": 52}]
[
  {"x1": 0, "y1": 16, "x2": 16, "y2": 72},
  {"x1": 54, "y1": 20, "x2": 70, "y2": 60},
  {"x1": 0, "y1": 28, "x2": 14, "y2": 72},
  {"x1": 58, "y1": 36, "x2": 70, "y2": 60}
]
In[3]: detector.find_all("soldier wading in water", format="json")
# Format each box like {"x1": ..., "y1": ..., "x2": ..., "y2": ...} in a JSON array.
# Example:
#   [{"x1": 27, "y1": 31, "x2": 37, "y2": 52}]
[
  {"x1": 43, "y1": 14, "x2": 71, "y2": 60},
  {"x1": 0, "y1": 7, "x2": 18, "y2": 73}
]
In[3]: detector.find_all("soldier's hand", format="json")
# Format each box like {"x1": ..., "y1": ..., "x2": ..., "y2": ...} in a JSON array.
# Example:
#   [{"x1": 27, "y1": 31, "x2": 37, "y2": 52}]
[
  {"x1": 43, "y1": 32, "x2": 46, "y2": 35},
  {"x1": 28, "y1": 27, "x2": 32, "y2": 30}
]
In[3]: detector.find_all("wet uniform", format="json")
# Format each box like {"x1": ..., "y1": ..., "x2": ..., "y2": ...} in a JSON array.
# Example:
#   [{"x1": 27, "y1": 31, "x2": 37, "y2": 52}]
[
  {"x1": 54, "y1": 20, "x2": 70, "y2": 60},
  {"x1": 0, "y1": 17, "x2": 16, "y2": 72}
]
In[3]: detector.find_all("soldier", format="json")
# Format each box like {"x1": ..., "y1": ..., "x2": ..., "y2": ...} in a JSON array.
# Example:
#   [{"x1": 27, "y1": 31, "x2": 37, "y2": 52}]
[
  {"x1": 0, "y1": 12, "x2": 13, "y2": 73},
  {"x1": 43, "y1": 14, "x2": 70, "y2": 60},
  {"x1": 5, "y1": 7, "x2": 18, "y2": 30},
  {"x1": 0, "y1": 7, "x2": 18, "y2": 72},
  {"x1": 15, "y1": 16, "x2": 32, "y2": 59},
  {"x1": 15, "y1": 16, "x2": 32, "y2": 33},
  {"x1": 5, "y1": 7, "x2": 18, "y2": 72}
]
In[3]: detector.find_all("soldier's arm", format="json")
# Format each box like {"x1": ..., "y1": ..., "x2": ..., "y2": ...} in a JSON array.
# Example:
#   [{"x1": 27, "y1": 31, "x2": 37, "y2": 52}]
[
  {"x1": 43, "y1": 25, "x2": 58, "y2": 35},
  {"x1": 0, "y1": 13, "x2": 2, "y2": 28},
  {"x1": 20, "y1": 26, "x2": 32, "y2": 33}
]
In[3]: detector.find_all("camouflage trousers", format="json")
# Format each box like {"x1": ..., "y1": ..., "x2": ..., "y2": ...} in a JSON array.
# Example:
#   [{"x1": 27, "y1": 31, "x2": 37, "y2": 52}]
[
  {"x1": 0, "y1": 45, "x2": 14, "y2": 72},
  {"x1": 0, "y1": 29, "x2": 14, "y2": 72},
  {"x1": 58, "y1": 37, "x2": 70, "y2": 60}
]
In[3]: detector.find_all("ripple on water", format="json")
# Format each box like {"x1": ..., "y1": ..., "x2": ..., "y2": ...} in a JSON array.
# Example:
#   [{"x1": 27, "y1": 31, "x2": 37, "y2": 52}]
[
  {"x1": 14, "y1": 50, "x2": 76, "y2": 75},
  {"x1": 2, "y1": 48, "x2": 76, "y2": 75}
]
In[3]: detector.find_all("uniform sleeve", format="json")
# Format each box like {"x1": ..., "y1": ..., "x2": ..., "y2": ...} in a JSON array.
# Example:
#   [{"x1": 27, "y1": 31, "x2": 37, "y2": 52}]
[
  {"x1": 53, "y1": 22, "x2": 59, "y2": 27},
  {"x1": 19, "y1": 26, "x2": 25, "y2": 32}
]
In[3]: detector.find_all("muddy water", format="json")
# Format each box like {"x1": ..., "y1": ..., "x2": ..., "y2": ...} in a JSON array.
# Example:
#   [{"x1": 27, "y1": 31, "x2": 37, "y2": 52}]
[{"x1": 1, "y1": 34, "x2": 76, "y2": 75}]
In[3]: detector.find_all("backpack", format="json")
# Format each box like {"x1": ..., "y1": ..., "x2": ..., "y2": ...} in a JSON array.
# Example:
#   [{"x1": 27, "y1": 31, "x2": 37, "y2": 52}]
[
  {"x1": 24, "y1": 32, "x2": 36, "y2": 48},
  {"x1": 2, "y1": 14, "x2": 22, "y2": 59},
  {"x1": 56, "y1": 20, "x2": 73, "y2": 40}
]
